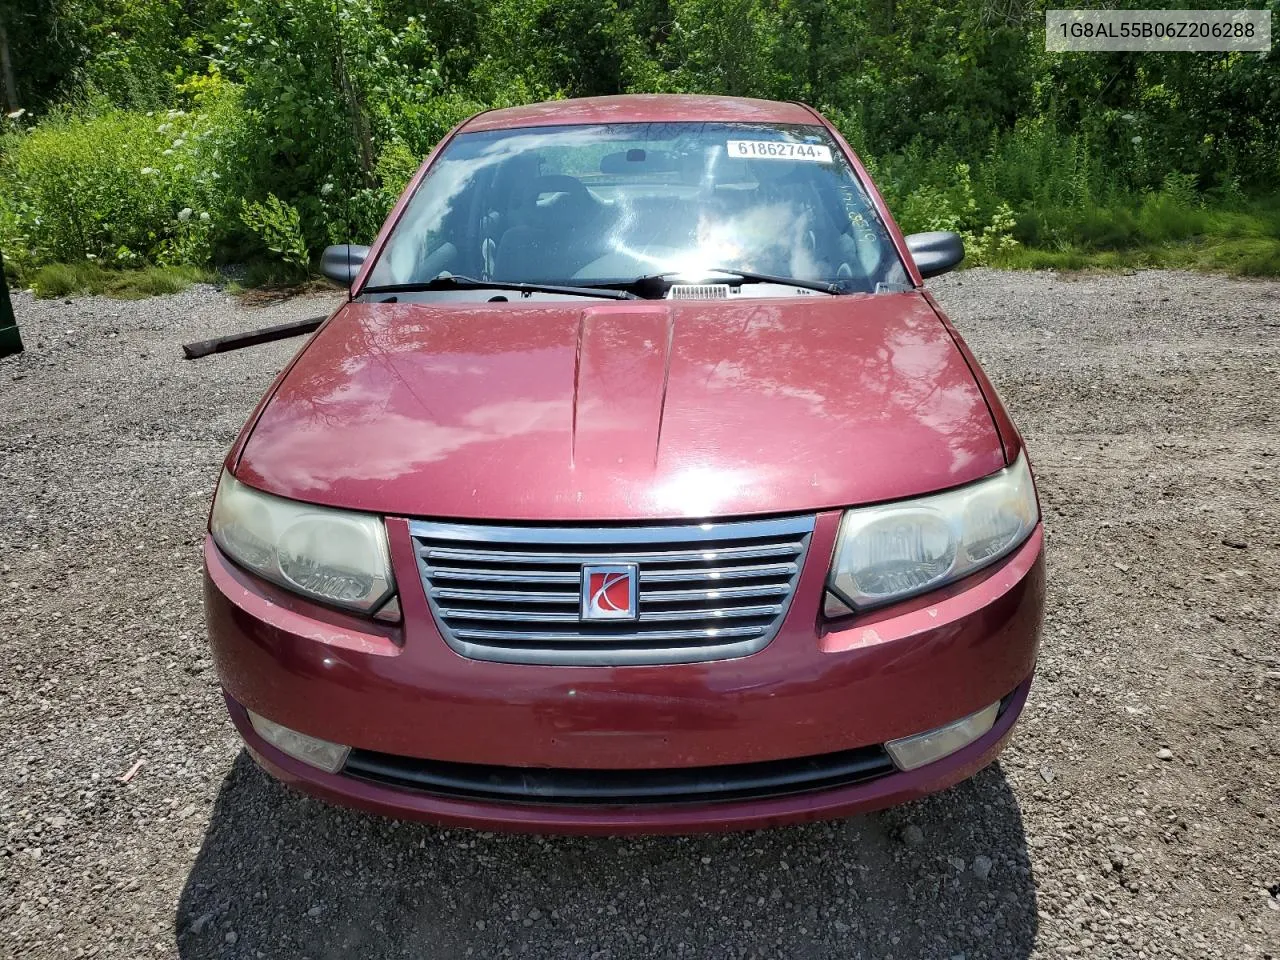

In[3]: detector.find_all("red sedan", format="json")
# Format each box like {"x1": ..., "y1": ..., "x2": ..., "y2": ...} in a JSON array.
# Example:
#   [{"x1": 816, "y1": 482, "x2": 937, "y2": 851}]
[{"x1": 204, "y1": 94, "x2": 1044, "y2": 833}]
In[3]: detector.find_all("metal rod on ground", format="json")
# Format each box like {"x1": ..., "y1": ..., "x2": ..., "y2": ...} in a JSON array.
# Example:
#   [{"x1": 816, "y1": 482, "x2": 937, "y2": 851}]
[
  {"x1": 0, "y1": 249, "x2": 22, "y2": 358},
  {"x1": 182, "y1": 315, "x2": 326, "y2": 359}
]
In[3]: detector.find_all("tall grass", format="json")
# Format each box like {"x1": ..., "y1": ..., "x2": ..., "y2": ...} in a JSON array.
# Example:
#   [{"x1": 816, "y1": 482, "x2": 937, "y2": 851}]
[
  {"x1": 854, "y1": 118, "x2": 1280, "y2": 275},
  {"x1": 28, "y1": 262, "x2": 215, "y2": 298}
]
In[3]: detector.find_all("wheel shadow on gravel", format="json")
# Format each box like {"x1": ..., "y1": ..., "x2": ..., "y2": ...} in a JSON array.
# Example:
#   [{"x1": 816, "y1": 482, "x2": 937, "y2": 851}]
[{"x1": 176, "y1": 752, "x2": 1036, "y2": 960}]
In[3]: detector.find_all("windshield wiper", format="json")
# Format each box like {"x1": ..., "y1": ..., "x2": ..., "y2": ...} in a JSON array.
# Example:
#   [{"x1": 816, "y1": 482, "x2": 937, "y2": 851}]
[
  {"x1": 699, "y1": 268, "x2": 847, "y2": 294},
  {"x1": 361, "y1": 275, "x2": 639, "y2": 301},
  {"x1": 583, "y1": 269, "x2": 846, "y2": 298}
]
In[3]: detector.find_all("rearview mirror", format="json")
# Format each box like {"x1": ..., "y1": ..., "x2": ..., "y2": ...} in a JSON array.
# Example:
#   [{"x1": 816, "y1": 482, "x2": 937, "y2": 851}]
[
  {"x1": 321, "y1": 244, "x2": 370, "y2": 287},
  {"x1": 600, "y1": 149, "x2": 677, "y2": 174},
  {"x1": 904, "y1": 231, "x2": 964, "y2": 279}
]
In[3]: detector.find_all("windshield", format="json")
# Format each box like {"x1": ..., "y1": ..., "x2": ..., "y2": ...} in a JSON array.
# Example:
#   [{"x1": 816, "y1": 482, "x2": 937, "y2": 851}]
[{"x1": 364, "y1": 122, "x2": 909, "y2": 296}]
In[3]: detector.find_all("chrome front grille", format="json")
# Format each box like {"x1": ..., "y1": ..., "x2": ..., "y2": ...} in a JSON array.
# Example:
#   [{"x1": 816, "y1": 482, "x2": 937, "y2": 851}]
[{"x1": 409, "y1": 515, "x2": 815, "y2": 666}]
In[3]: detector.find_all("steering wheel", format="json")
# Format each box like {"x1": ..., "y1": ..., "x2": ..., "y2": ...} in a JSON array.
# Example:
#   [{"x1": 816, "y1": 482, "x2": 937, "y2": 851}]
[{"x1": 523, "y1": 174, "x2": 594, "y2": 209}]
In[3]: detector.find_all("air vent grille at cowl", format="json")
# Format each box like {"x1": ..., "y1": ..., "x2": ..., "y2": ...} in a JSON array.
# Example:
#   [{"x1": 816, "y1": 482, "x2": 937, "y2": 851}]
[{"x1": 668, "y1": 284, "x2": 731, "y2": 300}]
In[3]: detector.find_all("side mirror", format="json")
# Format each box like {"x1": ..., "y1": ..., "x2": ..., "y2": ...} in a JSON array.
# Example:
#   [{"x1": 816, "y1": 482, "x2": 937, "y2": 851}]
[
  {"x1": 320, "y1": 244, "x2": 370, "y2": 287},
  {"x1": 904, "y1": 231, "x2": 964, "y2": 279}
]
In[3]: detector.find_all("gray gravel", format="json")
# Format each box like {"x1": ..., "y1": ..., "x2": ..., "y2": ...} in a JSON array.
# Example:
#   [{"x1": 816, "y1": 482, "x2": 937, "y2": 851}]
[{"x1": 1, "y1": 270, "x2": 1278, "y2": 960}]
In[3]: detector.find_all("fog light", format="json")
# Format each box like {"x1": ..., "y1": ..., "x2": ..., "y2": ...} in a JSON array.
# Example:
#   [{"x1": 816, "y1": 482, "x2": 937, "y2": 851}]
[
  {"x1": 885, "y1": 701, "x2": 1000, "y2": 771},
  {"x1": 247, "y1": 710, "x2": 351, "y2": 773}
]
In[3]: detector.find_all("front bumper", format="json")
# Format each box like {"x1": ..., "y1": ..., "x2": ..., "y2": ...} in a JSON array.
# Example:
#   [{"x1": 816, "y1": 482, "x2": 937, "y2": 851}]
[{"x1": 205, "y1": 513, "x2": 1045, "y2": 833}]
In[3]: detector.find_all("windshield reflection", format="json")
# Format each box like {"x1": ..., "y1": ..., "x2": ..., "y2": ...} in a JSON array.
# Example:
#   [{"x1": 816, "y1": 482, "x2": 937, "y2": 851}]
[{"x1": 366, "y1": 122, "x2": 908, "y2": 295}]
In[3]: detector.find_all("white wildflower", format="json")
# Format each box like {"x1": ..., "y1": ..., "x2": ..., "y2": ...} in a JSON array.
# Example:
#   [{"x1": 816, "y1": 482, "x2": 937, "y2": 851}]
[
  {"x1": 141, "y1": 167, "x2": 157, "y2": 175},
  {"x1": 1131, "y1": 136, "x2": 1142, "y2": 145},
  {"x1": 157, "y1": 123, "x2": 171, "y2": 133},
  {"x1": 172, "y1": 138, "x2": 185, "y2": 148},
  {"x1": 199, "y1": 212, "x2": 210, "y2": 222},
  {"x1": 162, "y1": 149, "x2": 174, "y2": 156},
  {"x1": 320, "y1": 182, "x2": 334, "y2": 197},
  {"x1": 1121, "y1": 113, "x2": 1135, "y2": 122},
  {"x1": 178, "y1": 207, "x2": 193, "y2": 222}
]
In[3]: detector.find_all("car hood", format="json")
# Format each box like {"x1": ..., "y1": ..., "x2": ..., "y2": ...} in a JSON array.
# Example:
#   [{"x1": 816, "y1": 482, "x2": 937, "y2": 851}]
[{"x1": 235, "y1": 294, "x2": 1004, "y2": 521}]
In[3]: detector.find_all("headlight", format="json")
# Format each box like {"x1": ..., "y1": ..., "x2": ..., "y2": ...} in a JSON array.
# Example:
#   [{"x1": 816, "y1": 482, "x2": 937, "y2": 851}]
[
  {"x1": 210, "y1": 471, "x2": 395, "y2": 614},
  {"x1": 828, "y1": 452, "x2": 1037, "y2": 610}
]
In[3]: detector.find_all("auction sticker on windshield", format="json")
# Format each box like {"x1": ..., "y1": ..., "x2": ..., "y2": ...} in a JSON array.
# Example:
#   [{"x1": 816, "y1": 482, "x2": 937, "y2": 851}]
[{"x1": 727, "y1": 140, "x2": 833, "y2": 162}]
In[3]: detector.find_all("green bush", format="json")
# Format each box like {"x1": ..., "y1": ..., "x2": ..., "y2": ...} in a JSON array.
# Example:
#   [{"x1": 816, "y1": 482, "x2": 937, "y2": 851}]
[
  {"x1": 0, "y1": 80, "x2": 245, "y2": 274},
  {"x1": 0, "y1": 110, "x2": 173, "y2": 265},
  {"x1": 217, "y1": 0, "x2": 448, "y2": 247},
  {"x1": 240, "y1": 194, "x2": 310, "y2": 272}
]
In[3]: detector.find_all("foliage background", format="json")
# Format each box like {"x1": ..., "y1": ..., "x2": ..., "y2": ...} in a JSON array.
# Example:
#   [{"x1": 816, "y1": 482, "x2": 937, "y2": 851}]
[{"x1": 1, "y1": 0, "x2": 1278, "y2": 288}]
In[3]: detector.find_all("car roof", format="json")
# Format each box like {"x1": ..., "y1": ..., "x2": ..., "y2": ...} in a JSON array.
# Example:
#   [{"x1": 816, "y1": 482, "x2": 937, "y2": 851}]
[{"x1": 461, "y1": 95, "x2": 823, "y2": 133}]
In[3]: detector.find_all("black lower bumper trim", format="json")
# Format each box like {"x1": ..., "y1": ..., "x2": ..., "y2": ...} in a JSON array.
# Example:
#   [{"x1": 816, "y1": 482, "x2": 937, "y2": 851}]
[{"x1": 343, "y1": 744, "x2": 897, "y2": 806}]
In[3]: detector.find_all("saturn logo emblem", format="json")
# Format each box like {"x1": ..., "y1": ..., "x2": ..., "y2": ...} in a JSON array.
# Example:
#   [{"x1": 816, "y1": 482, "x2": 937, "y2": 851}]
[{"x1": 580, "y1": 563, "x2": 639, "y2": 620}]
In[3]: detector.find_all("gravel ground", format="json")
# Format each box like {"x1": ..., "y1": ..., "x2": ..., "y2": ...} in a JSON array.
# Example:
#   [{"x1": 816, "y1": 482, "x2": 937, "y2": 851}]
[{"x1": 1, "y1": 270, "x2": 1277, "y2": 960}]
